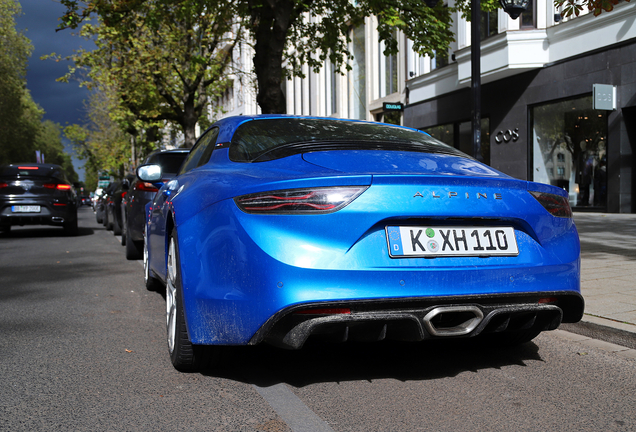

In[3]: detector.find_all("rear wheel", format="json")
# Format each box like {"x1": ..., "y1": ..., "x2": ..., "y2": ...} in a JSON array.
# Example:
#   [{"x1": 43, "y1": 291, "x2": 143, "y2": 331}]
[
  {"x1": 125, "y1": 222, "x2": 143, "y2": 260},
  {"x1": 0, "y1": 225, "x2": 10, "y2": 234},
  {"x1": 166, "y1": 232, "x2": 213, "y2": 372},
  {"x1": 63, "y1": 216, "x2": 78, "y2": 236},
  {"x1": 112, "y1": 208, "x2": 122, "y2": 235},
  {"x1": 143, "y1": 229, "x2": 162, "y2": 292}
]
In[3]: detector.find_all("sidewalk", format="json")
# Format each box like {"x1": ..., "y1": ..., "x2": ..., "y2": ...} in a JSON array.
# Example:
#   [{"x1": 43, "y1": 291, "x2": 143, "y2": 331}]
[{"x1": 574, "y1": 212, "x2": 636, "y2": 334}]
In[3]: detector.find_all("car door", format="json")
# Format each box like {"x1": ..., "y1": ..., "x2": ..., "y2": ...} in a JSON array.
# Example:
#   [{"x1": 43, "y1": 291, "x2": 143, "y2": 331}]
[{"x1": 147, "y1": 127, "x2": 220, "y2": 281}]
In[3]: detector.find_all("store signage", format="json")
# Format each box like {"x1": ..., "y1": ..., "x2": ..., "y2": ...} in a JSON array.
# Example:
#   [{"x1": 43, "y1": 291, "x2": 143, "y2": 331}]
[
  {"x1": 383, "y1": 102, "x2": 404, "y2": 111},
  {"x1": 494, "y1": 128, "x2": 519, "y2": 144},
  {"x1": 593, "y1": 84, "x2": 616, "y2": 110}
]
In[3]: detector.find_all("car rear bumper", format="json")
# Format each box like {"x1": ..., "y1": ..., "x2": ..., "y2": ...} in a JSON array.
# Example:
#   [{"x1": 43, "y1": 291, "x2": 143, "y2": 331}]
[
  {"x1": 249, "y1": 292, "x2": 584, "y2": 349},
  {"x1": 0, "y1": 199, "x2": 77, "y2": 226}
]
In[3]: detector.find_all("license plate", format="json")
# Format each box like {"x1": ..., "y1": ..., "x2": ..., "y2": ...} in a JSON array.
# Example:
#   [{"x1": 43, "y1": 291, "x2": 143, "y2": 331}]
[
  {"x1": 386, "y1": 226, "x2": 518, "y2": 257},
  {"x1": 11, "y1": 205, "x2": 41, "y2": 213}
]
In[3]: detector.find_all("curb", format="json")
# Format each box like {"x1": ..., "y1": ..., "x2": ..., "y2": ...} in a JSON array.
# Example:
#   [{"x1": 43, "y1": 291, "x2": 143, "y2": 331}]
[{"x1": 552, "y1": 329, "x2": 636, "y2": 360}]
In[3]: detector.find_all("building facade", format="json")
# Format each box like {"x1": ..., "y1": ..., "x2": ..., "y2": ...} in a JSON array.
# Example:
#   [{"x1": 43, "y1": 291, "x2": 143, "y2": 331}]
[{"x1": 215, "y1": 2, "x2": 636, "y2": 213}]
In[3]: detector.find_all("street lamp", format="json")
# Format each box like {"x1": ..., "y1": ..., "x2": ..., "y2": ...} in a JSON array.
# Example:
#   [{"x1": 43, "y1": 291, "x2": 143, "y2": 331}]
[
  {"x1": 471, "y1": 0, "x2": 528, "y2": 162},
  {"x1": 499, "y1": 0, "x2": 531, "y2": 20}
]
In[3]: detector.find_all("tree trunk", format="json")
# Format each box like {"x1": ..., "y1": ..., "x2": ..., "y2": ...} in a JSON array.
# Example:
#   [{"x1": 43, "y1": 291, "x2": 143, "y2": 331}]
[{"x1": 251, "y1": 0, "x2": 296, "y2": 114}]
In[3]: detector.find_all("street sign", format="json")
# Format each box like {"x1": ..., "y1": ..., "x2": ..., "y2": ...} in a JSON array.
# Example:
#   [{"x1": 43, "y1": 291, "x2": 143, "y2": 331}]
[
  {"x1": 383, "y1": 102, "x2": 404, "y2": 111},
  {"x1": 593, "y1": 84, "x2": 616, "y2": 110}
]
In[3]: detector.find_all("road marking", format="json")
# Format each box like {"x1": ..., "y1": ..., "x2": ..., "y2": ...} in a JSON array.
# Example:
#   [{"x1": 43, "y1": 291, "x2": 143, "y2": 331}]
[{"x1": 253, "y1": 383, "x2": 335, "y2": 432}]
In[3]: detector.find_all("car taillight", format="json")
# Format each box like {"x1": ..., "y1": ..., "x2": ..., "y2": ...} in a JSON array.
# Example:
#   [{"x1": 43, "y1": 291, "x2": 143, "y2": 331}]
[
  {"x1": 18, "y1": 166, "x2": 38, "y2": 170},
  {"x1": 529, "y1": 191, "x2": 572, "y2": 218},
  {"x1": 135, "y1": 182, "x2": 159, "y2": 192},
  {"x1": 121, "y1": 192, "x2": 127, "y2": 198},
  {"x1": 43, "y1": 183, "x2": 72, "y2": 190},
  {"x1": 234, "y1": 186, "x2": 368, "y2": 214},
  {"x1": 0, "y1": 182, "x2": 7, "y2": 188},
  {"x1": 538, "y1": 297, "x2": 558, "y2": 304}
]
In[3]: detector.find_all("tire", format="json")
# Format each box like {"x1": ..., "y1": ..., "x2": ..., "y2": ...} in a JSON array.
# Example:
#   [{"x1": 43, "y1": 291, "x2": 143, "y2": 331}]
[
  {"x1": 96, "y1": 212, "x2": 103, "y2": 224},
  {"x1": 112, "y1": 208, "x2": 122, "y2": 236},
  {"x1": 144, "y1": 228, "x2": 163, "y2": 292},
  {"x1": 63, "y1": 216, "x2": 78, "y2": 236},
  {"x1": 126, "y1": 227, "x2": 143, "y2": 260},
  {"x1": 106, "y1": 208, "x2": 114, "y2": 230},
  {"x1": 166, "y1": 231, "x2": 213, "y2": 372},
  {"x1": 0, "y1": 225, "x2": 10, "y2": 234}
]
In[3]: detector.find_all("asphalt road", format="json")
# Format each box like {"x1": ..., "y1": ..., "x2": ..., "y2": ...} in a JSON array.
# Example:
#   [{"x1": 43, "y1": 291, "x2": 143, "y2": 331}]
[{"x1": 1, "y1": 207, "x2": 635, "y2": 431}]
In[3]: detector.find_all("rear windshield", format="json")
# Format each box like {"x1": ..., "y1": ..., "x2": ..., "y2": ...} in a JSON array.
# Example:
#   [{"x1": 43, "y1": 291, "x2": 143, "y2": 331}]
[
  {"x1": 229, "y1": 118, "x2": 469, "y2": 162},
  {"x1": 148, "y1": 153, "x2": 188, "y2": 174},
  {"x1": 0, "y1": 165, "x2": 65, "y2": 180}
]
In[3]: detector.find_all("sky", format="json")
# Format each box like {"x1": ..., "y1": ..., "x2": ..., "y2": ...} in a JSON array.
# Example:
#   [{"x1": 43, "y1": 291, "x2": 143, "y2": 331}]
[{"x1": 15, "y1": 0, "x2": 96, "y2": 181}]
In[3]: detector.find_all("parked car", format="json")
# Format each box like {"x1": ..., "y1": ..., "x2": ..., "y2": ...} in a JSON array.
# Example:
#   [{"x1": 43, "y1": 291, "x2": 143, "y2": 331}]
[
  {"x1": 105, "y1": 175, "x2": 135, "y2": 238},
  {"x1": 139, "y1": 115, "x2": 584, "y2": 372},
  {"x1": 0, "y1": 163, "x2": 78, "y2": 235},
  {"x1": 123, "y1": 149, "x2": 189, "y2": 259},
  {"x1": 94, "y1": 183, "x2": 115, "y2": 225}
]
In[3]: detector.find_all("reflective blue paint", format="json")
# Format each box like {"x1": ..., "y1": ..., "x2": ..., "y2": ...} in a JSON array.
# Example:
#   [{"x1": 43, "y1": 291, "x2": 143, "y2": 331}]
[{"x1": 145, "y1": 115, "x2": 582, "y2": 346}]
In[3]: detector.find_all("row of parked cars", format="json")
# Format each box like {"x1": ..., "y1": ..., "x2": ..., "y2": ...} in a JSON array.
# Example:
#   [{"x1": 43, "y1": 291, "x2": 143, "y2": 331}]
[{"x1": 94, "y1": 149, "x2": 189, "y2": 258}]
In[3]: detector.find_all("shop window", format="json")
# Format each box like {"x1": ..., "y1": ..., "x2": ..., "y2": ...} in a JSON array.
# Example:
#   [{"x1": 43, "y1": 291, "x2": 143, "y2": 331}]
[
  {"x1": 459, "y1": 119, "x2": 490, "y2": 165},
  {"x1": 424, "y1": 119, "x2": 490, "y2": 165},
  {"x1": 531, "y1": 95, "x2": 608, "y2": 209},
  {"x1": 423, "y1": 123, "x2": 454, "y2": 147}
]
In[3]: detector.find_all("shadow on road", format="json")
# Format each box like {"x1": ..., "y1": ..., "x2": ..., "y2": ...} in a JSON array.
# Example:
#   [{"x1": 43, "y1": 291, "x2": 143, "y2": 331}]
[
  {"x1": 0, "y1": 226, "x2": 95, "y2": 238},
  {"x1": 203, "y1": 337, "x2": 543, "y2": 387}
]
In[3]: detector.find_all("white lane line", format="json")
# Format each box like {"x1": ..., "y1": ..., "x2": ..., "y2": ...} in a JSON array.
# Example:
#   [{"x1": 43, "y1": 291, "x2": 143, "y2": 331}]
[{"x1": 253, "y1": 383, "x2": 335, "y2": 432}]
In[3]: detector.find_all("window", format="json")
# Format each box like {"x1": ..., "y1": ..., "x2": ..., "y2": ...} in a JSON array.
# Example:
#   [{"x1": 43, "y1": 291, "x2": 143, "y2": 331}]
[
  {"x1": 379, "y1": 31, "x2": 398, "y2": 97},
  {"x1": 324, "y1": 61, "x2": 337, "y2": 116},
  {"x1": 424, "y1": 119, "x2": 490, "y2": 164},
  {"x1": 521, "y1": 0, "x2": 536, "y2": 29},
  {"x1": 531, "y1": 95, "x2": 608, "y2": 208},
  {"x1": 480, "y1": 10, "x2": 498, "y2": 39},
  {"x1": 348, "y1": 25, "x2": 366, "y2": 120},
  {"x1": 178, "y1": 127, "x2": 219, "y2": 174}
]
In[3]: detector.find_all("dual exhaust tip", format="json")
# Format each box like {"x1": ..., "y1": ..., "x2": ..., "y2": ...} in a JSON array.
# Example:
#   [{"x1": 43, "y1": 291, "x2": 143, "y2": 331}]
[{"x1": 422, "y1": 305, "x2": 484, "y2": 337}]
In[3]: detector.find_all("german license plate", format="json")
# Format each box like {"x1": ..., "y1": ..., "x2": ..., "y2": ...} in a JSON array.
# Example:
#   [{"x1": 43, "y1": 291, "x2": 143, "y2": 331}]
[
  {"x1": 386, "y1": 226, "x2": 518, "y2": 257},
  {"x1": 11, "y1": 205, "x2": 41, "y2": 213}
]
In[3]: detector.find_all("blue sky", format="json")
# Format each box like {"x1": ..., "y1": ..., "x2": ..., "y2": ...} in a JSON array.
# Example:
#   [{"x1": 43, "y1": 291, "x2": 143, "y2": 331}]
[{"x1": 15, "y1": 0, "x2": 95, "y2": 180}]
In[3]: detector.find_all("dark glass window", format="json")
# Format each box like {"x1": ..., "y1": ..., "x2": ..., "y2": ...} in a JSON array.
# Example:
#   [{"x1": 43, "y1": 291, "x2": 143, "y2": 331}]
[
  {"x1": 521, "y1": 0, "x2": 536, "y2": 28},
  {"x1": 148, "y1": 153, "x2": 189, "y2": 175},
  {"x1": 480, "y1": 10, "x2": 498, "y2": 40},
  {"x1": 531, "y1": 95, "x2": 608, "y2": 209},
  {"x1": 229, "y1": 118, "x2": 467, "y2": 162},
  {"x1": 178, "y1": 127, "x2": 219, "y2": 174}
]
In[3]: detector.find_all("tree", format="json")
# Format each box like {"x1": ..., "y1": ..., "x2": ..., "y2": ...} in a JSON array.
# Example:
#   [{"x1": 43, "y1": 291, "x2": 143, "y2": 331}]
[
  {"x1": 64, "y1": 85, "x2": 131, "y2": 183},
  {"x1": 555, "y1": 0, "x2": 629, "y2": 17},
  {"x1": 56, "y1": 0, "x2": 241, "y2": 147},
  {"x1": 0, "y1": 0, "x2": 77, "y2": 183},
  {"x1": 59, "y1": 0, "x2": 625, "y2": 116}
]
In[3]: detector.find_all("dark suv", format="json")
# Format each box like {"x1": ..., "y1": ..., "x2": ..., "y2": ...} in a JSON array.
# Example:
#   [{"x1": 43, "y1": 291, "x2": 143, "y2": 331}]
[
  {"x1": 0, "y1": 164, "x2": 78, "y2": 235},
  {"x1": 123, "y1": 149, "x2": 189, "y2": 259}
]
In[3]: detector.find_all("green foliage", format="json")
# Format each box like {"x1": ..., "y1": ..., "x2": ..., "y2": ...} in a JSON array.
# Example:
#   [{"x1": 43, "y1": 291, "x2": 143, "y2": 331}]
[
  {"x1": 64, "y1": 86, "x2": 130, "y2": 180},
  {"x1": 0, "y1": 0, "x2": 77, "y2": 182},
  {"x1": 555, "y1": 0, "x2": 629, "y2": 17},
  {"x1": 56, "y1": 0, "x2": 241, "y2": 148}
]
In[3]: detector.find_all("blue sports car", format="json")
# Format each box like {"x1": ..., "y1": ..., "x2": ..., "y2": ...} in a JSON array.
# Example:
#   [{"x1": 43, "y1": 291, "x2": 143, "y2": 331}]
[{"x1": 138, "y1": 115, "x2": 584, "y2": 371}]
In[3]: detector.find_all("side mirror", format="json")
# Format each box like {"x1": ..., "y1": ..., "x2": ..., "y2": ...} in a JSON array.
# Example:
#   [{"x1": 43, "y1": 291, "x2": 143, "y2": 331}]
[{"x1": 136, "y1": 164, "x2": 162, "y2": 183}]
